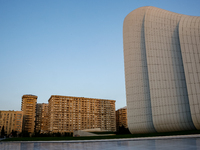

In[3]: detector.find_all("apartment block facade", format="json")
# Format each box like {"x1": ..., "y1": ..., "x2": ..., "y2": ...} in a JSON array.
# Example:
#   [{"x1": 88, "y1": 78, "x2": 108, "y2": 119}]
[
  {"x1": 21, "y1": 95, "x2": 37, "y2": 133},
  {"x1": 0, "y1": 111, "x2": 23, "y2": 136},
  {"x1": 35, "y1": 103, "x2": 49, "y2": 133},
  {"x1": 116, "y1": 106, "x2": 127, "y2": 131},
  {"x1": 48, "y1": 95, "x2": 116, "y2": 133}
]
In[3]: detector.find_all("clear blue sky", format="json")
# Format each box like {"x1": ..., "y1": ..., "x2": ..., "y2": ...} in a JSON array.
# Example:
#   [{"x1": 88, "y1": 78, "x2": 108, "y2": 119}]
[{"x1": 0, "y1": 0, "x2": 200, "y2": 111}]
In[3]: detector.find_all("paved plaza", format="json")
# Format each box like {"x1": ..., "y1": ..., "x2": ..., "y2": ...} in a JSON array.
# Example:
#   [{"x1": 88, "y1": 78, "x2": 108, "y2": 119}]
[{"x1": 1, "y1": 135, "x2": 200, "y2": 150}]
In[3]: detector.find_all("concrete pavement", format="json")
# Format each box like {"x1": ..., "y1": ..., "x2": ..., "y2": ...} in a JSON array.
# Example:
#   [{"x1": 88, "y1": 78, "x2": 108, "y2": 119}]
[{"x1": 1, "y1": 134, "x2": 200, "y2": 143}]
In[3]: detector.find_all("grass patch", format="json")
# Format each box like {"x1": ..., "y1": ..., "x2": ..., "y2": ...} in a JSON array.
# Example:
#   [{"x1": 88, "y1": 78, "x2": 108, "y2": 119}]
[
  {"x1": 2, "y1": 130, "x2": 200, "y2": 141},
  {"x1": 90, "y1": 131, "x2": 115, "y2": 134}
]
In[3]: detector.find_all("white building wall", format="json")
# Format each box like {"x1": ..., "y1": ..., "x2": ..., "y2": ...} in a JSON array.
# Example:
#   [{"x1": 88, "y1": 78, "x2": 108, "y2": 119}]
[
  {"x1": 123, "y1": 6, "x2": 156, "y2": 134},
  {"x1": 124, "y1": 6, "x2": 199, "y2": 134},
  {"x1": 179, "y1": 16, "x2": 200, "y2": 130},
  {"x1": 144, "y1": 7, "x2": 195, "y2": 132}
]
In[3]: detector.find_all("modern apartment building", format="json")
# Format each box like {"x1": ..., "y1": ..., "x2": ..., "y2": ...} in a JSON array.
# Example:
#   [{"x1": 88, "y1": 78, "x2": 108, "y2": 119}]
[
  {"x1": 48, "y1": 95, "x2": 116, "y2": 133},
  {"x1": 116, "y1": 106, "x2": 127, "y2": 131},
  {"x1": 0, "y1": 110, "x2": 23, "y2": 136},
  {"x1": 35, "y1": 104, "x2": 42, "y2": 133},
  {"x1": 21, "y1": 95, "x2": 37, "y2": 133},
  {"x1": 123, "y1": 6, "x2": 200, "y2": 133},
  {"x1": 35, "y1": 103, "x2": 49, "y2": 133}
]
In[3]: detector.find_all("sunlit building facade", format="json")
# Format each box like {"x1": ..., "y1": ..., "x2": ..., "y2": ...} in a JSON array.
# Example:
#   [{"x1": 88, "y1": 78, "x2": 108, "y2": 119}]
[
  {"x1": 123, "y1": 6, "x2": 200, "y2": 133},
  {"x1": 0, "y1": 110, "x2": 23, "y2": 136},
  {"x1": 116, "y1": 106, "x2": 127, "y2": 131},
  {"x1": 35, "y1": 103, "x2": 49, "y2": 133},
  {"x1": 48, "y1": 95, "x2": 116, "y2": 133},
  {"x1": 21, "y1": 95, "x2": 37, "y2": 133}
]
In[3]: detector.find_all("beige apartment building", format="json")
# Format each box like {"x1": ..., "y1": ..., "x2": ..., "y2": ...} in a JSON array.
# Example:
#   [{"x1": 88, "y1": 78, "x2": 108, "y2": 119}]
[
  {"x1": 21, "y1": 95, "x2": 37, "y2": 133},
  {"x1": 116, "y1": 106, "x2": 127, "y2": 131},
  {"x1": 35, "y1": 103, "x2": 49, "y2": 133},
  {"x1": 48, "y1": 95, "x2": 116, "y2": 133},
  {"x1": 0, "y1": 110, "x2": 23, "y2": 136}
]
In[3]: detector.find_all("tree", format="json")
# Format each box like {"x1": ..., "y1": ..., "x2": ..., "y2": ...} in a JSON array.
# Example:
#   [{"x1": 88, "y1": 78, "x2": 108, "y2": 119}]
[
  {"x1": 1, "y1": 126, "x2": 5, "y2": 138},
  {"x1": 11, "y1": 130, "x2": 17, "y2": 137},
  {"x1": 117, "y1": 125, "x2": 131, "y2": 134}
]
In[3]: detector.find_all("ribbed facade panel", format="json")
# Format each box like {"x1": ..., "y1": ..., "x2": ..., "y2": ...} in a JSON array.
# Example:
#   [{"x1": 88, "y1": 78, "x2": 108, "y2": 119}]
[
  {"x1": 144, "y1": 7, "x2": 195, "y2": 132},
  {"x1": 123, "y1": 6, "x2": 199, "y2": 133},
  {"x1": 123, "y1": 7, "x2": 155, "y2": 134},
  {"x1": 179, "y1": 16, "x2": 200, "y2": 129}
]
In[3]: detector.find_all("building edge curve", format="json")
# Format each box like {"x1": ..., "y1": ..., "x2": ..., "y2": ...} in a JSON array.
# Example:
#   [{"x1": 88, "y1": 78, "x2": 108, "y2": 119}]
[{"x1": 123, "y1": 6, "x2": 156, "y2": 134}]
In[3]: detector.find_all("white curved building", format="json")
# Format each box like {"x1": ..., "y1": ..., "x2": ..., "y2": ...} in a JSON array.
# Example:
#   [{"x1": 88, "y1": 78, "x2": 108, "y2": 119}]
[{"x1": 123, "y1": 6, "x2": 200, "y2": 133}]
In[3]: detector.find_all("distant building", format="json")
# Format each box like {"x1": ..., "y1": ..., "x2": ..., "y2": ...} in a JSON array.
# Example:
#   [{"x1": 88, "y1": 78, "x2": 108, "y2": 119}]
[
  {"x1": 21, "y1": 95, "x2": 37, "y2": 133},
  {"x1": 0, "y1": 110, "x2": 23, "y2": 136},
  {"x1": 48, "y1": 95, "x2": 116, "y2": 133},
  {"x1": 116, "y1": 106, "x2": 127, "y2": 131},
  {"x1": 73, "y1": 128, "x2": 115, "y2": 137},
  {"x1": 35, "y1": 103, "x2": 49, "y2": 133},
  {"x1": 35, "y1": 104, "x2": 42, "y2": 133}
]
